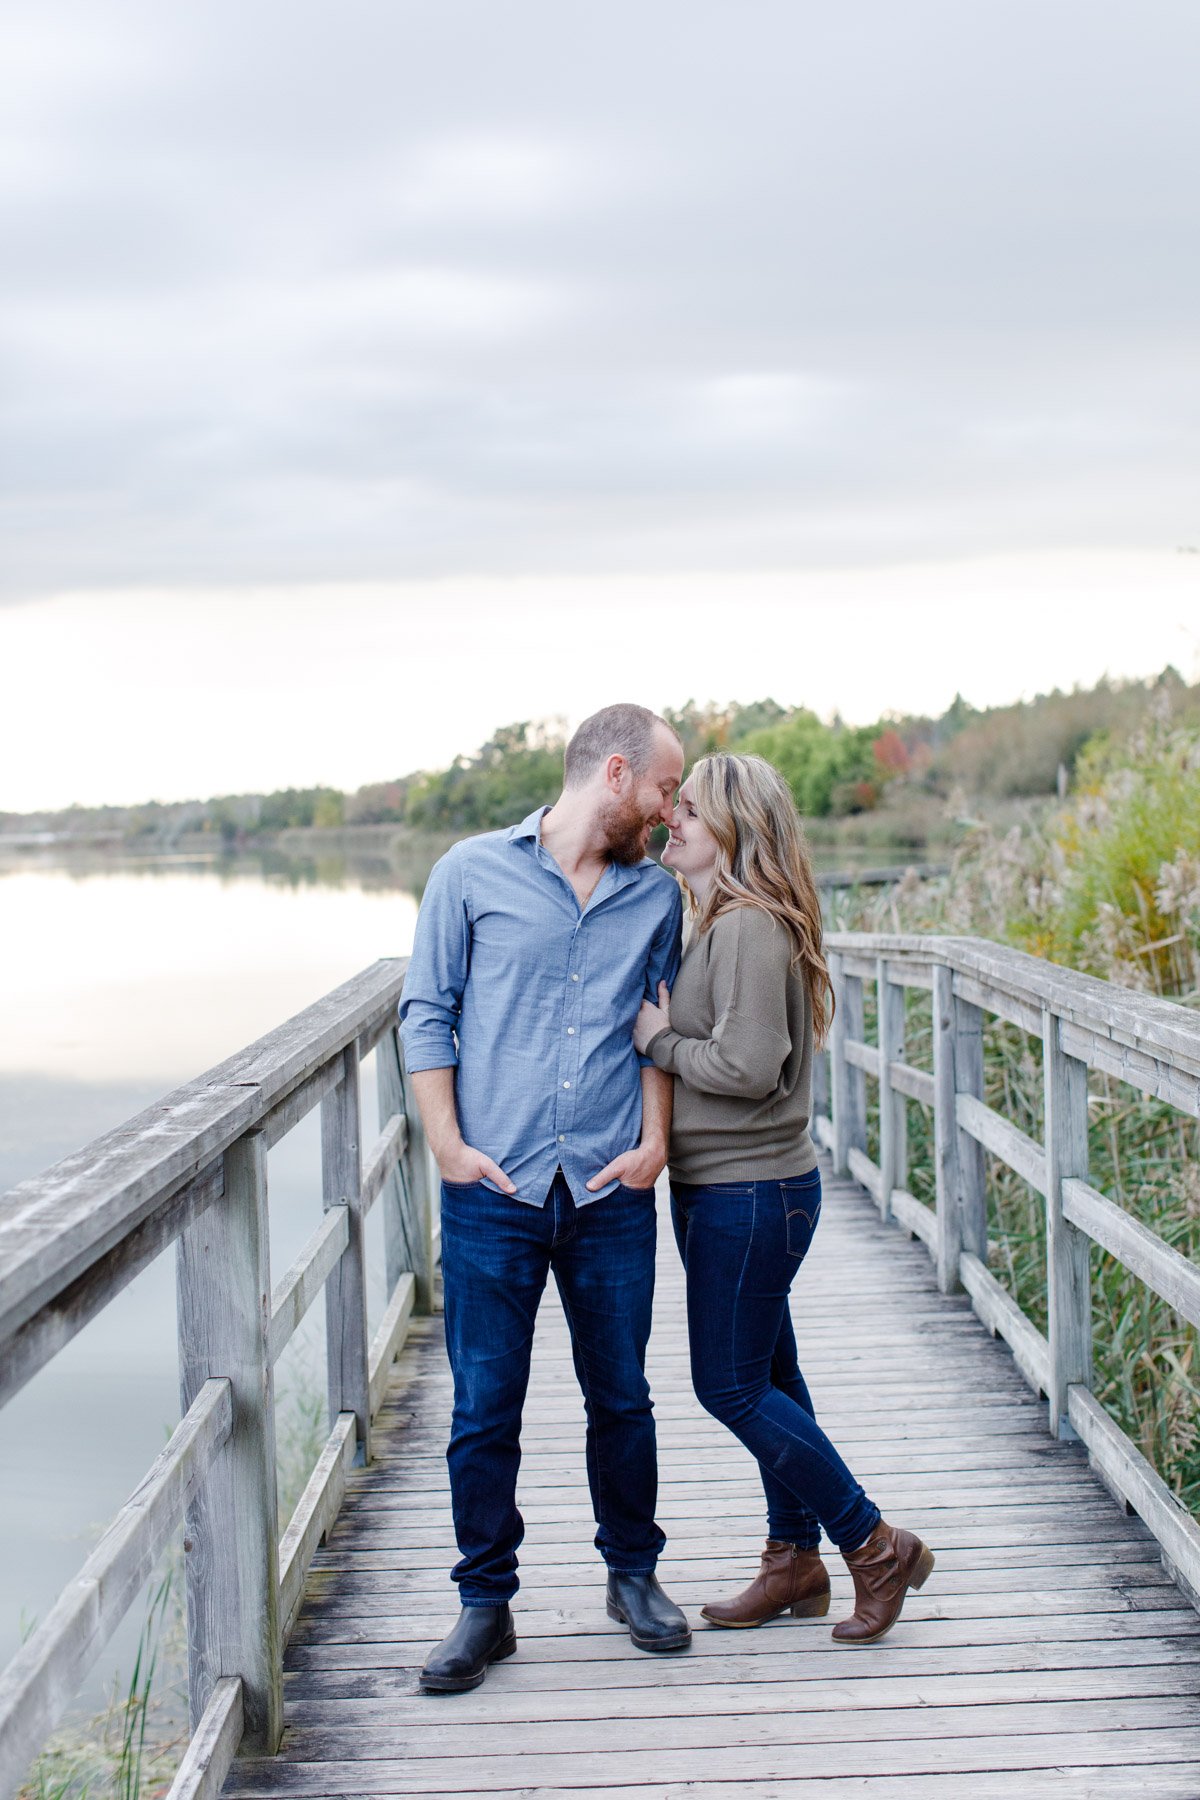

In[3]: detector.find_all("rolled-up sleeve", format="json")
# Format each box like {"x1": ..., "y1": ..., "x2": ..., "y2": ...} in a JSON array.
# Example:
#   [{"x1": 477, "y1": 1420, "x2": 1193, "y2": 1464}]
[
  {"x1": 398, "y1": 849, "x2": 470, "y2": 1072},
  {"x1": 637, "y1": 882, "x2": 684, "y2": 1067}
]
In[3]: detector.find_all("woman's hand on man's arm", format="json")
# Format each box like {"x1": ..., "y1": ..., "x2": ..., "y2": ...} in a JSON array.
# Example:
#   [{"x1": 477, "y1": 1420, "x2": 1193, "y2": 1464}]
[{"x1": 632, "y1": 981, "x2": 672, "y2": 1053}]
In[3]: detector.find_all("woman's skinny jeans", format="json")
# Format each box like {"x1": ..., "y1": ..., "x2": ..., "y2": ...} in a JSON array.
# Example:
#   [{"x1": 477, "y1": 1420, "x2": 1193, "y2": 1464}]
[{"x1": 671, "y1": 1168, "x2": 880, "y2": 1553}]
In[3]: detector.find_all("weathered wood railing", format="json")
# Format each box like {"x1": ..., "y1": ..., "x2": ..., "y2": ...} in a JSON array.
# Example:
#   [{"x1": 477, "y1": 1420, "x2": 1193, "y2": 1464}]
[
  {"x1": 0, "y1": 958, "x2": 432, "y2": 1800},
  {"x1": 813, "y1": 932, "x2": 1200, "y2": 1607}
]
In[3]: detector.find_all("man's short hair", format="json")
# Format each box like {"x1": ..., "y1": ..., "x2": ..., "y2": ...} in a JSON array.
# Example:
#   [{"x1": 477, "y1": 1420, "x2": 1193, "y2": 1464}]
[{"x1": 563, "y1": 703, "x2": 674, "y2": 788}]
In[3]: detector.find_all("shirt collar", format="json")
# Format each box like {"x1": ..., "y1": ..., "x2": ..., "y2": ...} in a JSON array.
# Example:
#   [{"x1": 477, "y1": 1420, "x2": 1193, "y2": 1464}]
[
  {"x1": 506, "y1": 806, "x2": 652, "y2": 891},
  {"x1": 506, "y1": 807, "x2": 552, "y2": 843}
]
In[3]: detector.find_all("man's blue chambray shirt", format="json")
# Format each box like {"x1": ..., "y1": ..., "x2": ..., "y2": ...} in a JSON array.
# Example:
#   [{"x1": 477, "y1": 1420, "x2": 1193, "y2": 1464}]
[{"x1": 398, "y1": 807, "x2": 683, "y2": 1208}]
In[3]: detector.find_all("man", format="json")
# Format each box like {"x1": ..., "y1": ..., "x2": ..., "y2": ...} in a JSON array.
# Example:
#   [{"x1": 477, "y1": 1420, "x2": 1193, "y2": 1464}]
[{"x1": 399, "y1": 702, "x2": 689, "y2": 1692}]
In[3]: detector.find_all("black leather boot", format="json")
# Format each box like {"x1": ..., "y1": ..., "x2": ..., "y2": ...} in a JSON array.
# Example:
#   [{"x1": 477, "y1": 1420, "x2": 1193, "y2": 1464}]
[
  {"x1": 419, "y1": 1604, "x2": 517, "y2": 1692},
  {"x1": 606, "y1": 1572, "x2": 691, "y2": 1651}
]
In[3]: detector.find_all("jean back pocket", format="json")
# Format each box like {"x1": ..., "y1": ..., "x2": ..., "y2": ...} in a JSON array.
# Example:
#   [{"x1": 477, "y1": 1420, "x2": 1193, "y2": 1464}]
[{"x1": 781, "y1": 1174, "x2": 822, "y2": 1259}]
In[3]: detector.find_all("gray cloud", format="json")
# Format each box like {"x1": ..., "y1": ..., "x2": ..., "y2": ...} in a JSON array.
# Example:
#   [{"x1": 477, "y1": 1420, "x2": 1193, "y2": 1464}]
[{"x1": 3, "y1": 0, "x2": 1199, "y2": 597}]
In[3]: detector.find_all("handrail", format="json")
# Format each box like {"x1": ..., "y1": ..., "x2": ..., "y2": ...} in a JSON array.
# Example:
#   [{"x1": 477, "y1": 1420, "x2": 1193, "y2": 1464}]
[
  {"x1": 0, "y1": 956, "x2": 436, "y2": 1800},
  {"x1": 0, "y1": 959, "x2": 408, "y2": 1342},
  {"x1": 828, "y1": 931, "x2": 1200, "y2": 1081},
  {"x1": 816, "y1": 930, "x2": 1200, "y2": 1615}
]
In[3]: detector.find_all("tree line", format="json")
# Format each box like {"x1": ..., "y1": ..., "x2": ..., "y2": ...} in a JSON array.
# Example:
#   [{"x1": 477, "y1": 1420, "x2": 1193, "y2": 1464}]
[
  {"x1": 358, "y1": 669, "x2": 1199, "y2": 835},
  {"x1": 3, "y1": 668, "x2": 1195, "y2": 845}
]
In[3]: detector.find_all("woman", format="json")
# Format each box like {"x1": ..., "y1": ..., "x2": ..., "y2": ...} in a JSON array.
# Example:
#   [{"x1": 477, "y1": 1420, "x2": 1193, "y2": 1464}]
[{"x1": 633, "y1": 753, "x2": 933, "y2": 1644}]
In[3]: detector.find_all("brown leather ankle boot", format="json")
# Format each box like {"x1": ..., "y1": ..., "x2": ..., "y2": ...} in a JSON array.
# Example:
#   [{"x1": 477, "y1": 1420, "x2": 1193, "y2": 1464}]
[
  {"x1": 701, "y1": 1540, "x2": 831, "y2": 1629},
  {"x1": 831, "y1": 1518, "x2": 934, "y2": 1645}
]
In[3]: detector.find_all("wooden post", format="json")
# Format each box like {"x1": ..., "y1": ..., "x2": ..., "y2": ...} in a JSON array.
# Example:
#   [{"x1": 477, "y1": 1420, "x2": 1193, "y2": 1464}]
[
  {"x1": 876, "y1": 958, "x2": 906, "y2": 1222},
  {"x1": 932, "y1": 964, "x2": 960, "y2": 1293},
  {"x1": 933, "y1": 968, "x2": 985, "y2": 1294},
  {"x1": 381, "y1": 1027, "x2": 435, "y2": 1315},
  {"x1": 176, "y1": 1129, "x2": 282, "y2": 1755},
  {"x1": 323, "y1": 1045, "x2": 370, "y2": 1461},
  {"x1": 828, "y1": 953, "x2": 848, "y2": 1175},
  {"x1": 812, "y1": 1040, "x2": 830, "y2": 1125},
  {"x1": 955, "y1": 994, "x2": 987, "y2": 1260},
  {"x1": 376, "y1": 1025, "x2": 411, "y2": 1300},
  {"x1": 1044, "y1": 1006, "x2": 1093, "y2": 1437},
  {"x1": 830, "y1": 958, "x2": 867, "y2": 1178},
  {"x1": 844, "y1": 971, "x2": 867, "y2": 1161}
]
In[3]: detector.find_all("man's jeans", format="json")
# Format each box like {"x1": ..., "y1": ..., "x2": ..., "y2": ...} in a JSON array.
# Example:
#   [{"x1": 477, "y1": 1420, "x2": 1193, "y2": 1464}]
[
  {"x1": 671, "y1": 1168, "x2": 880, "y2": 1554},
  {"x1": 440, "y1": 1170, "x2": 666, "y2": 1604}
]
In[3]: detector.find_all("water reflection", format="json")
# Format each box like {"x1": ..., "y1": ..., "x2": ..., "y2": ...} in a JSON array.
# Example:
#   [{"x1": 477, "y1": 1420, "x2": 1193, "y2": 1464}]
[
  {"x1": 1, "y1": 828, "x2": 454, "y2": 900},
  {"x1": 0, "y1": 853, "x2": 420, "y2": 1087},
  {"x1": 0, "y1": 844, "x2": 423, "y2": 1709}
]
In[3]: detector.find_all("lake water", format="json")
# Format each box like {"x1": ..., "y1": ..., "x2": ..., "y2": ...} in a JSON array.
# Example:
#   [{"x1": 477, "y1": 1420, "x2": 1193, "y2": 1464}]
[
  {"x1": 0, "y1": 830, "x2": 903, "y2": 1723},
  {"x1": 0, "y1": 847, "x2": 421, "y2": 1713}
]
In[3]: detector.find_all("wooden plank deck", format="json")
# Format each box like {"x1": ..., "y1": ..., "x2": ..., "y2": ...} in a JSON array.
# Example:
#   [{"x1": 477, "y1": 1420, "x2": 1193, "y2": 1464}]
[{"x1": 224, "y1": 1158, "x2": 1200, "y2": 1798}]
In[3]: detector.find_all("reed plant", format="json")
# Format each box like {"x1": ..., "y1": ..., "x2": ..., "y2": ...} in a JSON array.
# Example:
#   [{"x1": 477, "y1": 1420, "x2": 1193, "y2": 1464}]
[
  {"x1": 828, "y1": 705, "x2": 1200, "y2": 1506},
  {"x1": 275, "y1": 1343, "x2": 332, "y2": 1531},
  {"x1": 17, "y1": 1565, "x2": 184, "y2": 1800},
  {"x1": 16, "y1": 1352, "x2": 331, "y2": 1799}
]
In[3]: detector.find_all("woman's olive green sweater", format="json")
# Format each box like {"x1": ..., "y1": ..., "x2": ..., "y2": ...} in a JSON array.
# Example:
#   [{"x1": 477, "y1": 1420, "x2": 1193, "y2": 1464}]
[{"x1": 647, "y1": 902, "x2": 817, "y2": 1184}]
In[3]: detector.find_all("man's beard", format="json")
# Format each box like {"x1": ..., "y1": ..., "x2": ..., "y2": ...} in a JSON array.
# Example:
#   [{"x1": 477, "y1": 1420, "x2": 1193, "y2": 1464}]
[{"x1": 602, "y1": 793, "x2": 654, "y2": 866}]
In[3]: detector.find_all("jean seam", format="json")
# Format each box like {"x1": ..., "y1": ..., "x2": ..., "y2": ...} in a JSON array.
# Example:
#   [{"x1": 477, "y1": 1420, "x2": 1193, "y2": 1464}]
[
  {"x1": 750, "y1": 1405, "x2": 877, "y2": 1549},
  {"x1": 554, "y1": 1281, "x2": 610, "y2": 1537},
  {"x1": 553, "y1": 1177, "x2": 579, "y2": 1248},
  {"x1": 727, "y1": 1183, "x2": 758, "y2": 1425}
]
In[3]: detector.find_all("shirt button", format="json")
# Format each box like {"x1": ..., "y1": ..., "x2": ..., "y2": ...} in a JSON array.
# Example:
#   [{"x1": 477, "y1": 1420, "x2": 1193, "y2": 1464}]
[
  {"x1": 571, "y1": 973, "x2": 579, "y2": 982},
  {"x1": 567, "y1": 1027, "x2": 575, "y2": 1035},
  {"x1": 563, "y1": 1080, "x2": 571, "y2": 1089},
  {"x1": 558, "y1": 1134, "x2": 565, "y2": 1143}
]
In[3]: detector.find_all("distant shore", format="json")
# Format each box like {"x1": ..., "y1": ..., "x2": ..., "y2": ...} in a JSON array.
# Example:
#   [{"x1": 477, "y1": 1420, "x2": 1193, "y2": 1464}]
[
  {"x1": 0, "y1": 821, "x2": 458, "y2": 859},
  {"x1": 0, "y1": 794, "x2": 1052, "y2": 891}
]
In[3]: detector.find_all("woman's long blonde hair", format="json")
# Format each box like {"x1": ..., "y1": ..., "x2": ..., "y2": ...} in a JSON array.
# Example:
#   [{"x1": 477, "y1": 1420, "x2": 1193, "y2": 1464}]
[{"x1": 682, "y1": 753, "x2": 835, "y2": 1046}]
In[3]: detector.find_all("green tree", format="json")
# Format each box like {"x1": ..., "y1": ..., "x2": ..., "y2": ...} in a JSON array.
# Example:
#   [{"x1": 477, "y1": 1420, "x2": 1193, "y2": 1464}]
[
  {"x1": 737, "y1": 711, "x2": 879, "y2": 816},
  {"x1": 405, "y1": 721, "x2": 566, "y2": 833},
  {"x1": 258, "y1": 787, "x2": 345, "y2": 831},
  {"x1": 345, "y1": 779, "x2": 412, "y2": 825},
  {"x1": 664, "y1": 698, "x2": 791, "y2": 766}
]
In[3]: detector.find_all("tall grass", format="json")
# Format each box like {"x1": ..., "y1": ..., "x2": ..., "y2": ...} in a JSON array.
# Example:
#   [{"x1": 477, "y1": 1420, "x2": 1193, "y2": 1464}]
[
  {"x1": 275, "y1": 1346, "x2": 331, "y2": 1532},
  {"x1": 17, "y1": 1565, "x2": 185, "y2": 1800},
  {"x1": 15, "y1": 1352, "x2": 331, "y2": 1800},
  {"x1": 829, "y1": 705, "x2": 1200, "y2": 1506}
]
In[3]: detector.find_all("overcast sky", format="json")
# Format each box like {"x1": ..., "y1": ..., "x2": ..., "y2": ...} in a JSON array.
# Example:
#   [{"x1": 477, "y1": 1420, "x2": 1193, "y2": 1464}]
[{"x1": 3, "y1": 2, "x2": 1198, "y2": 808}]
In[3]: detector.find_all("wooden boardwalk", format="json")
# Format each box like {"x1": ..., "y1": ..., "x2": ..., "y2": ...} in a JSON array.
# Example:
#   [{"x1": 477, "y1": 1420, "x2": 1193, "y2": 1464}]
[{"x1": 224, "y1": 1159, "x2": 1200, "y2": 1799}]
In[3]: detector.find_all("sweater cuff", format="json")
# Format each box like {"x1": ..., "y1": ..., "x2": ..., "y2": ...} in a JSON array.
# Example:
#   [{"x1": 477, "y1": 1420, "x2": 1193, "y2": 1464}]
[{"x1": 647, "y1": 1027, "x2": 680, "y2": 1071}]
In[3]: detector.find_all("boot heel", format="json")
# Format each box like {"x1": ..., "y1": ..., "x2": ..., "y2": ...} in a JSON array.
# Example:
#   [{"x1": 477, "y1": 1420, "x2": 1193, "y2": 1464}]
[
  {"x1": 910, "y1": 1546, "x2": 935, "y2": 1591},
  {"x1": 492, "y1": 1633, "x2": 518, "y2": 1664},
  {"x1": 790, "y1": 1590, "x2": 831, "y2": 1618},
  {"x1": 606, "y1": 1601, "x2": 627, "y2": 1624}
]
